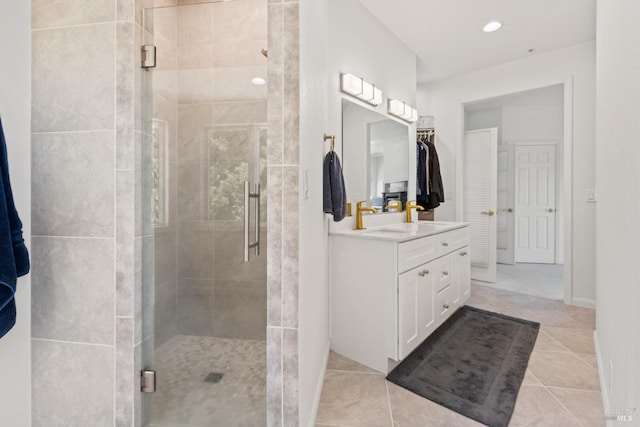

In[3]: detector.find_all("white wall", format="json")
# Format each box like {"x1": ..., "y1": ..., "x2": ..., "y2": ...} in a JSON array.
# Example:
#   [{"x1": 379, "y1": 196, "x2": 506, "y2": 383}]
[
  {"x1": 298, "y1": 0, "x2": 416, "y2": 424},
  {"x1": 465, "y1": 108, "x2": 502, "y2": 141},
  {"x1": 419, "y1": 42, "x2": 596, "y2": 306},
  {"x1": 595, "y1": 1, "x2": 640, "y2": 422},
  {"x1": 465, "y1": 86, "x2": 565, "y2": 146},
  {"x1": 0, "y1": 2, "x2": 31, "y2": 426},
  {"x1": 299, "y1": 0, "x2": 330, "y2": 425}
]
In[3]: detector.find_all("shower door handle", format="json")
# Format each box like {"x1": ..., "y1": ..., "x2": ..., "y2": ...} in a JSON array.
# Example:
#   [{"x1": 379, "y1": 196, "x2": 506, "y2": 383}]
[{"x1": 244, "y1": 181, "x2": 260, "y2": 262}]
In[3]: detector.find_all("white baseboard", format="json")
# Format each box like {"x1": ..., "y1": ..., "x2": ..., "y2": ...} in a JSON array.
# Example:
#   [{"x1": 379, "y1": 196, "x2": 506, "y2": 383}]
[
  {"x1": 570, "y1": 297, "x2": 596, "y2": 309},
  {"x1": 594, "y1": 330, "x2": 613, "y2": 427},
  {"x1": 307, "y1": 341, "x2": 330, "y2": 427}
]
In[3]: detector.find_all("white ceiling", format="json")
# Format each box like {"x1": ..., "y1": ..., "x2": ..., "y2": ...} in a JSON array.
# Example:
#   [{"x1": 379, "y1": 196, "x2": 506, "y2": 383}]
[{"x1": 358, "y1": 0, "x2": 596, "y2": 83}]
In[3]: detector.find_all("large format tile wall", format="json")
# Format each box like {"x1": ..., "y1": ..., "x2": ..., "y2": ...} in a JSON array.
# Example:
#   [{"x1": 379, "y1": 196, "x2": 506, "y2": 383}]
[
  {"x1": 267, "y1": 0, "x2": 300, "y2": 425},
  {"x1": 31, "y1": 0, "x2": 153, "y2": 425}
]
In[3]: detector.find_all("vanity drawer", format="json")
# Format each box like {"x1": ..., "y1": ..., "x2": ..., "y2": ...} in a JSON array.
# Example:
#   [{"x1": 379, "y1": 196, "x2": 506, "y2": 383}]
[
  {"x1": 433, "y1": 256, "x2": 451, "y2": 292},
  {"x1": 398, "y1": 235, "x2": 438, "y2": 273},
  {"x1": 437, "y1": 285, "x2": 451, "y2": 322},
  {"x1": 437, "y1": 228, "x2": 470, "y2": 257}
]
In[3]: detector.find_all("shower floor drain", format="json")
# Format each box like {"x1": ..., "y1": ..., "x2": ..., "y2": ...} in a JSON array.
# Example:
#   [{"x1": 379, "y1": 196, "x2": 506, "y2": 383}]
[{"x1": 203, "y1": 372, "x2": 224, "y2": 383}]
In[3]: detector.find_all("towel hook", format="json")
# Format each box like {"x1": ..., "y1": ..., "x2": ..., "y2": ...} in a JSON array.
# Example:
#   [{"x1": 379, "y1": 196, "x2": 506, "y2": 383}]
[{"x1": 324, "y1": 133, "x2": 335, "y2": 152}]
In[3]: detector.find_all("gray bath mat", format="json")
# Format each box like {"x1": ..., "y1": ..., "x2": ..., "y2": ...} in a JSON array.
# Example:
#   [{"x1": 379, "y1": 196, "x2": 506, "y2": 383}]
[{"x1": 386, "y1": 305, "x2": 539, "y2": 427}]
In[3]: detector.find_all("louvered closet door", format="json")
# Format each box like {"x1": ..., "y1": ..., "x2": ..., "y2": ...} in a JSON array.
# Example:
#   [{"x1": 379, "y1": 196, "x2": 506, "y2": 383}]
[{"x1": 463, "y1": 128, "x2": 497, "y2": 283}]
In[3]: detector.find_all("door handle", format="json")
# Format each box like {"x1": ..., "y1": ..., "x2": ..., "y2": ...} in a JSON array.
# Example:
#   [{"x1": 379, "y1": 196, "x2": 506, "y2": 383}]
[
  {"x1": 243, "y1": 181, "x2": 261, "y2": 262},
  {"x1": 500, "y1": 208, "x2": 513, "y2": 213},
  {"x1": 546, "y1": 208, "x2": 556, "y2": 213},
  {"x1": 481, "y1": 210, "x2": 495, "y2": 216}
]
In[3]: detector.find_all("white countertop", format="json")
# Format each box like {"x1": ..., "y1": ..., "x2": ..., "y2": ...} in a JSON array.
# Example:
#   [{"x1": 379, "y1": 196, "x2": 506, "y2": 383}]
[{"x1": 329, "y1": 221, "x2": 469, "y2": 243}]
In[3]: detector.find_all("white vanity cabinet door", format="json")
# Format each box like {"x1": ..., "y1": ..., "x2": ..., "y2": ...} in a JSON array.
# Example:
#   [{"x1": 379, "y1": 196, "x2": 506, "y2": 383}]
[
  {"x1": 398, "y1": 262, "x2": 436, "y2": 359},
  {"x1": 459, "y1": 247, "x2": 471, "y2": 300},
  {"x1": 398, "y1": 268, "x2": 420, "y2": 359},
  {"x1": 418, "y1": 266, "x2": 436, "y2": 346},
  {"x1": 449, "y1": 246, "x2": 471, "y2": 308}
]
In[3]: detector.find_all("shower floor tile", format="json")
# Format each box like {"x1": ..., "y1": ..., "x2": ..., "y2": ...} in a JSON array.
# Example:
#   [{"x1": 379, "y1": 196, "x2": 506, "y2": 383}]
[{"x1": 147, "y1": 335, "x2": 266, "y2": 427}]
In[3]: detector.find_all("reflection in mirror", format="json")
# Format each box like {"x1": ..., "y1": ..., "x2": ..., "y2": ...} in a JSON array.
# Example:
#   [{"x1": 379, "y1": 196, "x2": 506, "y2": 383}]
[{"x1": 342, "y1": 99, "x2": 409, "y2": 213}]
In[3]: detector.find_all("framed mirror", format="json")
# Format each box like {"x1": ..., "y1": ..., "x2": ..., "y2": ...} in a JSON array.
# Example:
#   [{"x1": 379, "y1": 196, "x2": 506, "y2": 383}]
[{"x1": 342, "y1": 99, "x2": 410, "y2": 212}]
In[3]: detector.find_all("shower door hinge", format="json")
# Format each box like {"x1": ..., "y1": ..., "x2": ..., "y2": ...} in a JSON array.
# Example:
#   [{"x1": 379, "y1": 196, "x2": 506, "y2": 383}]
[
  {"x1": 141, "y1": 370, "x2": 156, "y2": 393},
  {"x1": 141, "y1": 45, "x2": 156, "y2": 69}
]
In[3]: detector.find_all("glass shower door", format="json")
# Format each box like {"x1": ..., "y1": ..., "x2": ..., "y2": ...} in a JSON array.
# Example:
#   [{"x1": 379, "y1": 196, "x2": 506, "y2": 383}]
[{"x1": 142, "y1": 1, "x2": 268, "y2": 425}]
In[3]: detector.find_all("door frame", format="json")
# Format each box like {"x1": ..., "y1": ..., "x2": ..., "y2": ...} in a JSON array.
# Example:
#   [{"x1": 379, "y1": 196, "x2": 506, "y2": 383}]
[{"x1": 457, "y1": 78, "x2": 574, "y2": 306}]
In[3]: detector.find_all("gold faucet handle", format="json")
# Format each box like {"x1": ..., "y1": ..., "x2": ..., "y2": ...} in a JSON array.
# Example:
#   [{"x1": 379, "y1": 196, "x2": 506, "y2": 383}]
[{"x1": 346, "y1": 202, "x2": 352, "y2": 217}]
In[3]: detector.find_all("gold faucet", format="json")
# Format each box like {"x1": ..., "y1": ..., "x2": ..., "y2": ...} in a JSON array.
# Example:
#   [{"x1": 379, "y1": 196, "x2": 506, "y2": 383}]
[
  {"x1": 405, "y1": 200, "x2": 424, "y2": 223},
  {"x1": 384, "y1": 200, "x2": 403, "y2": 212},
  {"x1": 354, "y1": 200, "x2": 377, "y2": 230}
]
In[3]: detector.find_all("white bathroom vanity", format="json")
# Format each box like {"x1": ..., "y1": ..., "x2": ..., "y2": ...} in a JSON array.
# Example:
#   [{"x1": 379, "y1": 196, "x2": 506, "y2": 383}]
[{"x1": 330, "y1": 222, "x2": 471, "y2": 373}]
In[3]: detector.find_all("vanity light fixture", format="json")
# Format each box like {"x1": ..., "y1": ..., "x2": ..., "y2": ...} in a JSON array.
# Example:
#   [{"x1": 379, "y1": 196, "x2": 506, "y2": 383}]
[
  {"x1": 388, "y1": 99, "x2": 418, "y2": 123},
  {"x1": 340, "y1": 73, "x2": 383, "y2": 106}
]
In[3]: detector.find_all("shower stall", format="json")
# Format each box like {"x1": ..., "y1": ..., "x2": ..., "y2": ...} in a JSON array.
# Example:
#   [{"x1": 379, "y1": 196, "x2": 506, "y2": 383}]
[{"x1": 142, "y1": 1, "x2": 268, "y2": 425}]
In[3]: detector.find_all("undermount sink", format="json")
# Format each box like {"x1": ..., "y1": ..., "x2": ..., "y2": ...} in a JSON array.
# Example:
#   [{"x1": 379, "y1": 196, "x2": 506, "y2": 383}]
[
  {"x1": 368, "y1": 222, "x2": 448, "y2": 233},
  {"x1": 363, "y1": 227, "x2": 410, "y2": 234},
  {"x1": 351, "y1": 221, "x2": 467, "y2": 241}
]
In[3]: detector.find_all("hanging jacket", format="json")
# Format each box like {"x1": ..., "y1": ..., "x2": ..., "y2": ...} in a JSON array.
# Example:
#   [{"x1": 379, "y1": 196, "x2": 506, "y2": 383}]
[
  {"x1": 424, "y1": 141, "x2": 445, "y2": 209},
  {"x1": 0, "y1": 117, "x2": 30, "y2": 339},
  {"x1": 417, "y1": 140, "x2": 445, "y2": 210},
  {"x1": 416, "y1": 141, "x2": 429, "y2": 208}
]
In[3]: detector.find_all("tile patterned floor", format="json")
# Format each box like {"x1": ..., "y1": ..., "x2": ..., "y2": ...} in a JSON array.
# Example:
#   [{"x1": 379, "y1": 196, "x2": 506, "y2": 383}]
[
  {"x1": 316, "y1": 284, "x2": 605, "y2": 427},
  {"x1": 147, "y1": 335, "x2": 266, "y2": 427},
  {"x1": 491, "y1": 263, "x2": 564, "y2": 300}
]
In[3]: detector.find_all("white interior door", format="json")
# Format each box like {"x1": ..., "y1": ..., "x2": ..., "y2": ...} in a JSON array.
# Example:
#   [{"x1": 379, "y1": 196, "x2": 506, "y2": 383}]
[
  {"x1": 497, "y1": 145, "x2": 515, "y2": 264},
  {"x1": 463, "y1": 128, "x2": 498, "y2": 283},
  {"x1": 515, "y1": 144, "x2": 557, "y2": 263}
]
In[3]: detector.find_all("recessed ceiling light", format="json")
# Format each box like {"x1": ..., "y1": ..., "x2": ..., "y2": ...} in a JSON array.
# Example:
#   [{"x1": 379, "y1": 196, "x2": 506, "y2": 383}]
[
  {"x1": 483, "y1": 21, "x2": 502, "y2": 32},
  {"x1": 251, "y1": 77, "x2": 266, "y2": 86}
]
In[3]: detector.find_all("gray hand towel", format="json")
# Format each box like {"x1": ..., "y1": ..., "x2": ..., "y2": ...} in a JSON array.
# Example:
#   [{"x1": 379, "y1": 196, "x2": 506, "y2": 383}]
[{"x1": 323, "y1": 151, "x2": 347, "y2": 222}]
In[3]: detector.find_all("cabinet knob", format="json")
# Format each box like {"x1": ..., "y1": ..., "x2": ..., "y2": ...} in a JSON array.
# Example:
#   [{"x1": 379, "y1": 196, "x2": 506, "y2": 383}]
[
  {"x1": 460, "y1": 251, "x2": 467, "y2": 256},
  {"x1": 442, "y1": 242, "x2": 449, "y2": 247},
  {"x1": 418, "y1": 269, "x2": 430, "y2": 276},
  {"x1": 443, "y1": 304, "x2": 449, "y2": 309},
  {"x1": 442, "y1": 271, "x2": 449, "y2": 276}
]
